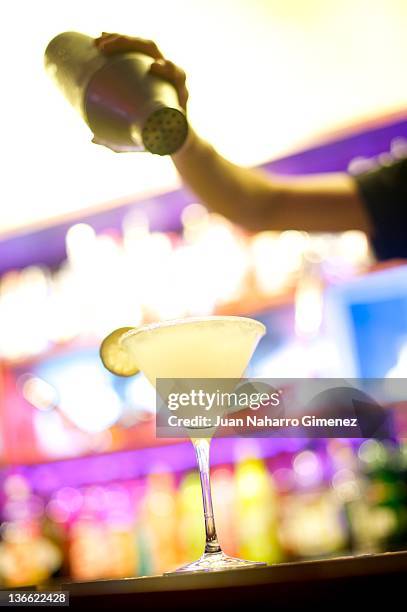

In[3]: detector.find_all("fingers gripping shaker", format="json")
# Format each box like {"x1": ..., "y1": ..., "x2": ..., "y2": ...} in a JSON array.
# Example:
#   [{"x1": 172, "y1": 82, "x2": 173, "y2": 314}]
[{"x1": 44, "y1": 32, "x2": 188, "y2": 155}]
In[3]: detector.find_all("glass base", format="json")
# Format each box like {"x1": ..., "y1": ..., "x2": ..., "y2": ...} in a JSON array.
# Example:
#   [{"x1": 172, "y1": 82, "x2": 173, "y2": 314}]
[{"x1": 165, "y1": 550, "x2": 267, "y2": 574}]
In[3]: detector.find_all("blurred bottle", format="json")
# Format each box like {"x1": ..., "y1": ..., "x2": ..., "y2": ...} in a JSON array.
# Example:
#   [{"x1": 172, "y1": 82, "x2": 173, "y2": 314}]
[
  {"x1": 141, "y1": 471, "x2": 180, "y2": 574},
  {"x1": 177, "y1": 472, "x2": 205, "y2": 564},
  {"x1": 44, "y1": 32, "x2": 188, "y2": 155},
  {"x1": 235, "y1": 456, "x2": 282, "y2": 563},
  {"x1": 359, "y1": 440, "x2": 407, "y2": 552},
  {"x1": 341, "y1": 439, "x2": 407, "y2": 554}
]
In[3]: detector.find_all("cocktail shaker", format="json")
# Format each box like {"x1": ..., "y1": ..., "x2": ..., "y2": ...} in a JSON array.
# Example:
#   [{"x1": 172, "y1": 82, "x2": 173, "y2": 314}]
[{"x1": 44, "y1": 31, "x2": 188, "y2": 155}]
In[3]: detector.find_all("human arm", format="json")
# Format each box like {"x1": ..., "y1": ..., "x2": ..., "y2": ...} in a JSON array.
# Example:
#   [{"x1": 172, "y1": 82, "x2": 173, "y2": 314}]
[{"x1": 95, "y1": 33, "x2": 373, "y2": 235}]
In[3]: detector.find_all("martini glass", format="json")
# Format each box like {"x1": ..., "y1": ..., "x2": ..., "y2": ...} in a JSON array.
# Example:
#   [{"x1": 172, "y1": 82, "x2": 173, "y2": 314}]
[{"x1": 122, "y1": 316, "x2": 266, "y2": 573}]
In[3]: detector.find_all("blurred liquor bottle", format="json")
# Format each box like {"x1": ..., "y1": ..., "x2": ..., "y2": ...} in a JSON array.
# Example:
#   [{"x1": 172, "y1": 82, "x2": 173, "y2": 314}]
[
  {"x1": 235, "y1": 455, "x2": 282, "y2": 564},
  {"x1": 347, "y1": 439, "x2": 407, "y2": 553}
]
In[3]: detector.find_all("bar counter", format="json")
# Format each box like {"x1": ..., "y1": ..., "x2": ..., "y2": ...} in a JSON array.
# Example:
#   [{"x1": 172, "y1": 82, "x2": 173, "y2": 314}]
[{"x1": 54, "y1": 550, "x2": 407, "y2": 609}]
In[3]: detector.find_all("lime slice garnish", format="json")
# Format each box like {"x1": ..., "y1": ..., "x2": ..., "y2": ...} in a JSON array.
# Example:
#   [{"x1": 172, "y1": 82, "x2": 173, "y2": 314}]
[{"x1": 100, "y1": 327, "x2": 139, "y2": 377}]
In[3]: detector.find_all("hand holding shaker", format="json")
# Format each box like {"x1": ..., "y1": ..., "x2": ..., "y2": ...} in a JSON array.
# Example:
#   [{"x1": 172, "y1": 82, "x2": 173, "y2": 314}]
[{"x1": 44, "y1": 32, "x2": 188, "y2": 155}]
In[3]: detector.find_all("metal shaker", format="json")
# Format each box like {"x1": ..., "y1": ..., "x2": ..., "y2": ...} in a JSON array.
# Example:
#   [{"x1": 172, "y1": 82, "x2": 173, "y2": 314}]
[{"x1": 44, "y1": 31, "x2": 188, "y2": 155}]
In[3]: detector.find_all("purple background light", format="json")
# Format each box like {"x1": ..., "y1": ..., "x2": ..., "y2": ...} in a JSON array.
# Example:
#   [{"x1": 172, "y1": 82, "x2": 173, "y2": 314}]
[{"x1": 0, "y1": 438, "x2": 307, "y2": 495}]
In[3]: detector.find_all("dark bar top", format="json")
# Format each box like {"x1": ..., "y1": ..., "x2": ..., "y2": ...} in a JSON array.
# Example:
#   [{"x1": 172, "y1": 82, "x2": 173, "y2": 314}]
[{"x1": 51, "y1": 551, "x2": 407, "y2": 610}]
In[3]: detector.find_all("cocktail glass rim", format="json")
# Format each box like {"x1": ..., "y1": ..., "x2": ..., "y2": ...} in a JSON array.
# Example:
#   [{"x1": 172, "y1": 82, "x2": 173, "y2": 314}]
[{"x1": 122, "y1": 315, "x2": 266, "y2": 340}]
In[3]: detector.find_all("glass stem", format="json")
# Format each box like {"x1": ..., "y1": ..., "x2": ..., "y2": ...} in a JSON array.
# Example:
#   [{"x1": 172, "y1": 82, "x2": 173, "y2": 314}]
[{"x1": 193, "y1": 438, "x2": 221, "y2": 554}]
